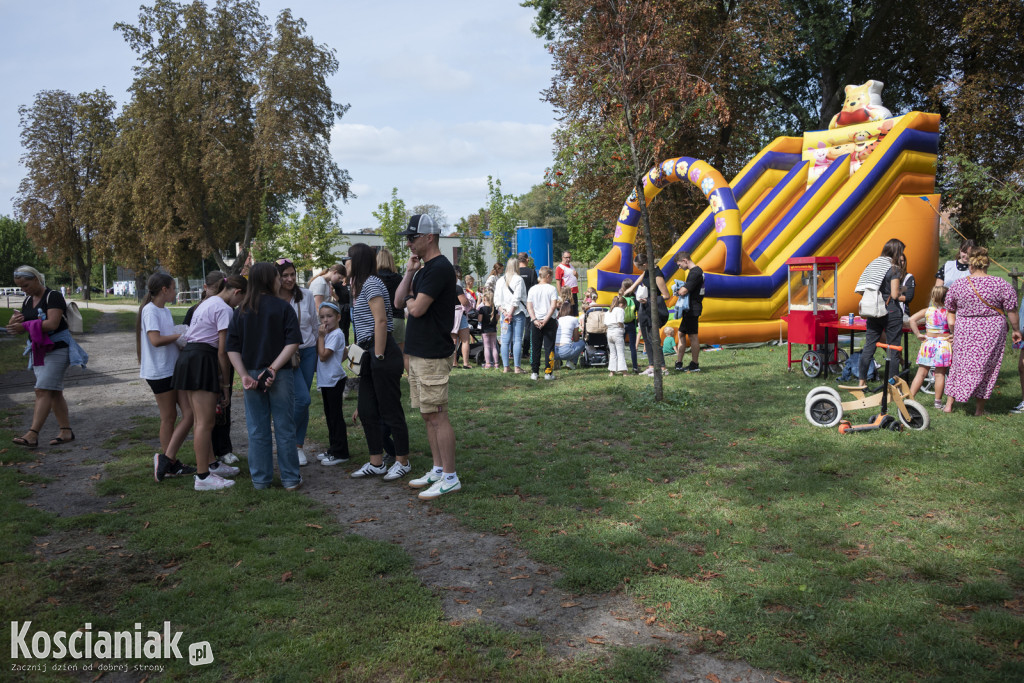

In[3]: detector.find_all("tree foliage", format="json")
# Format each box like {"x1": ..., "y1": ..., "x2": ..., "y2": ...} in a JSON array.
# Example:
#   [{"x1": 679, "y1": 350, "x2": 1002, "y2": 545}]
[
  {"x1": 525, "y1": 0, "x2": 1024, "y2": 245},
  {"x1": 252, "y1": 194, "x2": 343, "y2": 274},
  {"x1": 16, "y1": 89, "x2": 116, "y2": 300},
  {"x1": 411, "y1": 204, "x2": 450, "y2": 234},
  {"x1": 486, "y1": 176, "x2": 518, "y2": 264},
  {"x1": 106, "y1": 0, "x2": 352, "y2": 275},
  {"x1": 453, "y1": 209, "x2": 489, "y2": 281},
  {"x1": 372, "y1": 187, "x2": 409, "y2": 263},
  {"x1": 0, "y1": 216, "x2": 44, "y2": 283}
]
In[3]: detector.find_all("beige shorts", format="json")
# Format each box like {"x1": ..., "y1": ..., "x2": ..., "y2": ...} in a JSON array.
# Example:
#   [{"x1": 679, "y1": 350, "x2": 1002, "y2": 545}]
[{"x1": 408, "y1": 355, "x2": 453, "y2": 414}]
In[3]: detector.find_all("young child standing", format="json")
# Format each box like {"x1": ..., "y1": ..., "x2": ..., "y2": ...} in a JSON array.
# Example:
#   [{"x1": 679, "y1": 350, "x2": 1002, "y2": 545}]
[
  {"x1": 476, "y1": 291, "x2": 500, "y2": 368},
  {"x1": 315, "y1": 302, "x2": 350, "y2": 466},
  {"x1": 138, "y1": 273, "x2": 195, "y2": 480},
  {"x1": 606, "y1": 295, "x2": 628, "y2": 376},
  {"x1": 908, "y1": 286, "x2": 952, "y2": 408}
]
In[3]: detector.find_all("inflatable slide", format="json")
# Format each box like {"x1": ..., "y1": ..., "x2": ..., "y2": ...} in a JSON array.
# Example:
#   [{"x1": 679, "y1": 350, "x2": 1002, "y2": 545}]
[{"x1": 589, "y1": 83, "x2": 941, "y2": 344}]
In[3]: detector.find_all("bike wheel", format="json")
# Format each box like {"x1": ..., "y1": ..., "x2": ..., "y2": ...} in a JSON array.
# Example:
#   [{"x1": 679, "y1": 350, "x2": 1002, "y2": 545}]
[
  {"x1": 920, "y1": 368, "x2": 935, "y2": 395},
  {"x1": 898, "y1": 399, "x2": 930, "y2": 431},
  {"x1": 829, "y1": 348, "x2": 850, "y2": 376},
  {"x1": 806, "y1": 386, "x2": 842, "y2": 405},
  {"x1": 805, "y1": 394, "x2": 843, "y2": 428}
]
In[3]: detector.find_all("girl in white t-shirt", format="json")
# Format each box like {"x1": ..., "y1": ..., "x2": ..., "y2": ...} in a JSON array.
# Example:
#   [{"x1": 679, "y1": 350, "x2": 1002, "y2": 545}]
[
  {"x1": 526, "y1": 266, "x2": 560, "y2": 380},
  {"x1": 315, "y1": 302, "x2": 350, "y2": 466},
  {"x1": 606, "y1": 296, "x2": 628, "y2": 375},
  {"x1": 137, "y1": 273, "x2": 192, "y2": 472}
]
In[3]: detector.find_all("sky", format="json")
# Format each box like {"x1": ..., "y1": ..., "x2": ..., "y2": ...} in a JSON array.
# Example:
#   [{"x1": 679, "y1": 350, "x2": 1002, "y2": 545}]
[{"x1": 0, "y1": 0, "x2": 558, "y2": 233}]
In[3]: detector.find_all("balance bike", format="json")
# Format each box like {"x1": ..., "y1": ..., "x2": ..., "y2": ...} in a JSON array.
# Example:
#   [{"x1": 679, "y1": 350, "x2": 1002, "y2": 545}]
[{"x1": 804, "y1": 343, "x2": 929, "y2": 432}]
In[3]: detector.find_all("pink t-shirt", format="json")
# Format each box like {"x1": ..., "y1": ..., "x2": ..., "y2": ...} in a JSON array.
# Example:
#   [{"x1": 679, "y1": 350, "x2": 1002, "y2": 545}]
[{"x1": 186, "y1": 296, "x2": 234, "y2": 347}]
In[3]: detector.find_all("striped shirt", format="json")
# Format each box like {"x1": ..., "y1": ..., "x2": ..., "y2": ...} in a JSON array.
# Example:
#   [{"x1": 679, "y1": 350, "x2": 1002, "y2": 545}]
[
  {"x1": 855, "y1": 257, "x2": 894, "y2": 293},
  {"x1": 350, "y1": 275, "x2": 393, "y2": 344}
]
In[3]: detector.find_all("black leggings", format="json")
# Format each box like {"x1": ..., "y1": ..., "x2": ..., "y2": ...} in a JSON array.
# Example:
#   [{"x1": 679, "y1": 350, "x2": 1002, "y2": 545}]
[
  {"x1": 357, "y1": 336, "x2": 409, "y2": 456},
  {"x1": 860, "y1": 309, "x2": 903, "y2": 381},
  {"x1": 530, "y1": 318, "x2": 558, "y2": 374},
  {"x1": 320, "y1": 384, "x2": 350, "y2": 460}
]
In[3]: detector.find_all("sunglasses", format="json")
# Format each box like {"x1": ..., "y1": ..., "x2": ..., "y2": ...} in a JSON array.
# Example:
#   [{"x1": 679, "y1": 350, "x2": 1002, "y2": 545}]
[
  {"x1": 406, "y1": 233, "x2": 423, "y2": 242},
  {"x1": 275, "y1": 258, "x2": 293, "y2": 266}
]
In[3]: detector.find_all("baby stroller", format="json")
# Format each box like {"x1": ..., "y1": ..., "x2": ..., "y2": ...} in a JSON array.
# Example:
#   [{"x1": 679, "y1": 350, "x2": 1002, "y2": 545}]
[
  {"x1": 464, "y1": 308, "x2": 487, "y2": 366},
  {"x1": 580, "y1": 306, "x2": 609, "y2": 368}
]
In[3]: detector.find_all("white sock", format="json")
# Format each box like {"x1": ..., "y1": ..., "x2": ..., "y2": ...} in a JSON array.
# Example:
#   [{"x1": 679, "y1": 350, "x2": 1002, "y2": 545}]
[
  {"x1": 432, "y1": 466, "x2": 443, "y2": 475},
  {"x1": 443, "y1": 471, "x2": 457, "y2": 481}
]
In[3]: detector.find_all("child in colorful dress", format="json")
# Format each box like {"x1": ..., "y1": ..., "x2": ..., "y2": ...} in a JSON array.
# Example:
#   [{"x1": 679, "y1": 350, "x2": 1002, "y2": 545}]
[{"x1": 908, "y1": 286, "x2": 951, "y2": 408}]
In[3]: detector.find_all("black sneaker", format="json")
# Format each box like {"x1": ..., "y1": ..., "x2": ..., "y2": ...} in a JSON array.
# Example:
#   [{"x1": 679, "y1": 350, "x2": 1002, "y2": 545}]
[
  {"x1": 682, "y1": 362, "x2": 701, "y2": 373},
  {"x1": 674, "y1": 361, "x2": 683, "y2": 371},
  {"x1": 154, "y1": 453, "x2": 168, "y2": 482},
  {"x1": 167, "y1": 459, "x2": 196, "y2": 477}
]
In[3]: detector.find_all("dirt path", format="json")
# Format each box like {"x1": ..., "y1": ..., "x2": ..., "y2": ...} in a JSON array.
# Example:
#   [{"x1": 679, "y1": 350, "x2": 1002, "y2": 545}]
[{"x1": 1, "y1": 314, "x2": 780, "y2": 682}]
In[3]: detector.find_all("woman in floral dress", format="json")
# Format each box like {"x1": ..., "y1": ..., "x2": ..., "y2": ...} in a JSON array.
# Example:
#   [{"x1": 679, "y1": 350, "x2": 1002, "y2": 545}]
[{"x1": 944, "y1": 247, "x2": 1021, "y2": 415}]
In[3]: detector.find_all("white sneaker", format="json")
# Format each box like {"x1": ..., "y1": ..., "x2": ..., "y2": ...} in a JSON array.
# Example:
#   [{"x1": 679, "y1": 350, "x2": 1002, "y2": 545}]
[
  {"x1": 383, "y1": 461, "x2": 411, "y2": 481},
  {"x1": 544, "y1": 373, "x2": 555, "y2": 380},
  {"x1": 316, "y1": 451, "x2": 329, "y2": 461},
  {"x1": 219, "y1": 452, "x2": 239, "y2": 465},
  {"x1": 418, "y1": 476, "x2": 461, "y2": 500},
  {"x1": 531, "y1": 373, "x2": 539, "y2": 380},
  {"x1": 1010, "y1": 400, "x2": 1024, "y2": 414},
  {"x1": 209, "y1": 461, "x2": 240, "y2": 478},
  {"x1": 321, "y1": 454, "x2": 350, "y2": 466},
  {"x1": 350, "y1": 461, "x2": 387, "y2": 478},
  {"x1": 194, "y1": 473, "x2": 235, "y2": 491},
  {"x1": 408, "y1": 470, "x2": 442, "y2": 489},
  {"x1": 297, "y1": 448, "x2": 308, "y2": 466}
]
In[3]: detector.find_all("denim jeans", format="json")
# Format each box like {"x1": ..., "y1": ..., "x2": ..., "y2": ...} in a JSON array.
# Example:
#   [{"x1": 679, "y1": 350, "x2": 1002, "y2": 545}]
[
  {"x1": 499, "y1": 311, "x2": 526, "y2": 369},
  {"x1": 244, "y1": 367, "x2": 300, "y2": 489},
  {"x1": 624, "y1": 321, "x2": 639, "y2": 370},
  {"x1": 555, "y1": 340, "x2": 586, "y2": 363},
  {"x1": 293, "y1": 345, "x2": 317, "y2": 445}
]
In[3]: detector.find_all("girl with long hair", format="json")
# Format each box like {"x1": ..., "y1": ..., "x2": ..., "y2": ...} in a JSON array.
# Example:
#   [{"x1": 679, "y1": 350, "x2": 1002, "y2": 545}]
[
  {"x1": 493, "y1": 257, "x2": 527, "y2": 373},
  {"x1": 164, "y1": 273, "x2": 247, "y2": 489},
  {"x1": 137, "y1": 272, "x2": 194, "y2": 478},
  {"x1": 227, "y1": 263, "x2": 303, "y2": 490},
  {"x1": 345, "y1": 243, "x2": 411, "y2": 480},
  {"x1": 276, "y1": 258, "x2": 319, "y2": 466},
  {"x1": 857, "y1": 238, "x2": 907, "y2": 386}
]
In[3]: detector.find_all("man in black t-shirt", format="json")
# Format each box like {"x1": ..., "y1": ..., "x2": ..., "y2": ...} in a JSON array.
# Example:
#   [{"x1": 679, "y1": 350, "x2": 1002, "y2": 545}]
[
  {"x1": 395, "y1": 214, "x2": 461, "y2": 500},
  {"x1": 672, "y1": 252, "x2": 705, "y2": 373}
]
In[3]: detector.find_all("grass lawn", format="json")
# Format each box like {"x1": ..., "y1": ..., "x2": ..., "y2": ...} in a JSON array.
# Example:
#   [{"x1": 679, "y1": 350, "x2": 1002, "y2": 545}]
[{"x1": 2, "y1": 313, "x2": 1022, "y2": 680}]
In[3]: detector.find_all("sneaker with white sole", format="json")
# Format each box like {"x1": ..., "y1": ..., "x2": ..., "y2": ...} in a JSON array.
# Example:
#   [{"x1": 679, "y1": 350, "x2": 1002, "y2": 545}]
[
  {"x1": 321, "y1": 454, "x2": 350, "y2": 466},
  {"x1": 154, "y1": 453, "x2": 170, "y2": 482},
  {"x1": 418, "y1": 477, "x2": 461, "y2": 500},
  {"x1": 544, "y1": 373, "x2": 554, "y2": 380},
  {"x1": 1010, "y1": 400, "x2": 1024, "y2": 414},
  {"x1": 284, "y1": 478, "x2": 303, "y2": 491},
  {"x1": 316, "y1": 451, "x2": 330, "y2": 462},
  {"x1": 408, "y1": 470, "x2": 442, "y2": 489},
  {"x1": 297, "y1": 448, "x2": 308, "y2": 466},
  {"x1": 219, "y1": 452, "x2": 239, "y2": 465},
  {"x1": 209, "y1": 461, "x2": 240, "y2": 478},
  {"x1": 383, "y1": 461, "x2": 411, "y2": 481},
  {"x1": 531, "y1": 373, "x2": 539, "y2": 380},
  {"x1": 350, "y1": 461, "x2": 387, "y2": 478},
  {"x1": 194, "y1": 473, "x2": 235, "y2": 491},
  {"x1": 167, "y1": 459, "x2": 196, "y2": 477}
]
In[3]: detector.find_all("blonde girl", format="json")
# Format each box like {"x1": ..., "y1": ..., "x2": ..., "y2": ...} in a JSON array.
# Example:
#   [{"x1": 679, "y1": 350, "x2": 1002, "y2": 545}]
[
  {"x1": 137, "y1": 272, "x2": 194, "y2": 478},
  {"x1": 315, "y1": 302, "x2": 350, "y2": 465},
  {"x1": 908, "y1": 286, "x2": 952, "y2": 407},
  {"x1": 606, "y1": 295, "x2": 628, "y2": 375}
]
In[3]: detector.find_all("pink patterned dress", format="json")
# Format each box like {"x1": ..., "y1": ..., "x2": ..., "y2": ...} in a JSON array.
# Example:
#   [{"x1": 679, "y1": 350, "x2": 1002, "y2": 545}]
[
  {"x1": 915, "y1": 307, "x2": 952, "y2": 368},
  {"x1": 945, "y1": 275, "x2": 1018, "y2": 401}
]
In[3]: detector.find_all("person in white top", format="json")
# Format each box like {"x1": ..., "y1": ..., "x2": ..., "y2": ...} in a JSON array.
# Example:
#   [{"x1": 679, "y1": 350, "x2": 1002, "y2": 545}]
[
  {"x1": 137, "y1": 273, "x2": 192, "y2": 472},
  {"x1": 526, "y1": 266, "x2": 560, "y2": 380},
  {"x1": 605, "y1": 296, "x2": 628, "y2": 375},
  {"x1": 308, "y1": 265, "x2": 337, "y2": 308},
  {"x1": 276, "y1": 258, "x2": 319, "y2": 466},
  {"x1": 314, "y1": 302, "x2": 350, "y2": 465},
  {"x1": 553, "y1": 299, "x2": 586, "y2": 368},
  {"x1": 493, "y1": 257, "x2": 528, "y2": 373}
]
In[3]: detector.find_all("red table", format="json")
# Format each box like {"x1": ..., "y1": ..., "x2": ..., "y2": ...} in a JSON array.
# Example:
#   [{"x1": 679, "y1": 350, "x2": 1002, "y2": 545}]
[{"x1": 820, "y1": 318, "x2": 912, "y2": 375}]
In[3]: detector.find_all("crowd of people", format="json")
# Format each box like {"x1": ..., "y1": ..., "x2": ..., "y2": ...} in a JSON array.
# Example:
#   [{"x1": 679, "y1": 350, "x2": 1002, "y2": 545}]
[{"x1": 8, "y1": 234, "x2": 1024, "y2": 495}]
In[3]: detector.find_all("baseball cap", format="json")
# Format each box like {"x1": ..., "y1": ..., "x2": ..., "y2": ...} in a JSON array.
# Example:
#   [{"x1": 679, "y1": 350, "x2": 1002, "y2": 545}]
[{"x1": 401, "y1": 214, "x2": 441, "y2": 237}]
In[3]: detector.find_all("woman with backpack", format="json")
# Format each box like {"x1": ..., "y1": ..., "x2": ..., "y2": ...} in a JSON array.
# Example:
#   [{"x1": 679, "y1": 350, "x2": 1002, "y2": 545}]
[{"x1": 854, "y1": 239, "x2": 906, "y2": 387}]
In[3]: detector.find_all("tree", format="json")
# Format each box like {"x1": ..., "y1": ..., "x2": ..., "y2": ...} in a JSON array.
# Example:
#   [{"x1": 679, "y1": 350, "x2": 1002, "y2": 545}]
[
  {"x1": 411, "y1": 204, "x2": 450, "y2": 234},
  {"x1": 108, "y1": 0, "x2": 353, "y2": 275},
  {"x1": 372, "y1": 187, "x2": 409, "y2": 263},
  {"x1": 17, "y1": 89, "x2": 116, "y2": 301},
  {"x1": 252, "y1": 194, "x2": 343, "y2": 274},
  {"x1": 454, "y1": 210, "x2": 489, "y2": 280},
  {"x1": 486, "y1": 176, "x2": 518, "y2": 264},
  {"x1": 0, "y1": 216, "x2": 44, "y2": 283}
]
